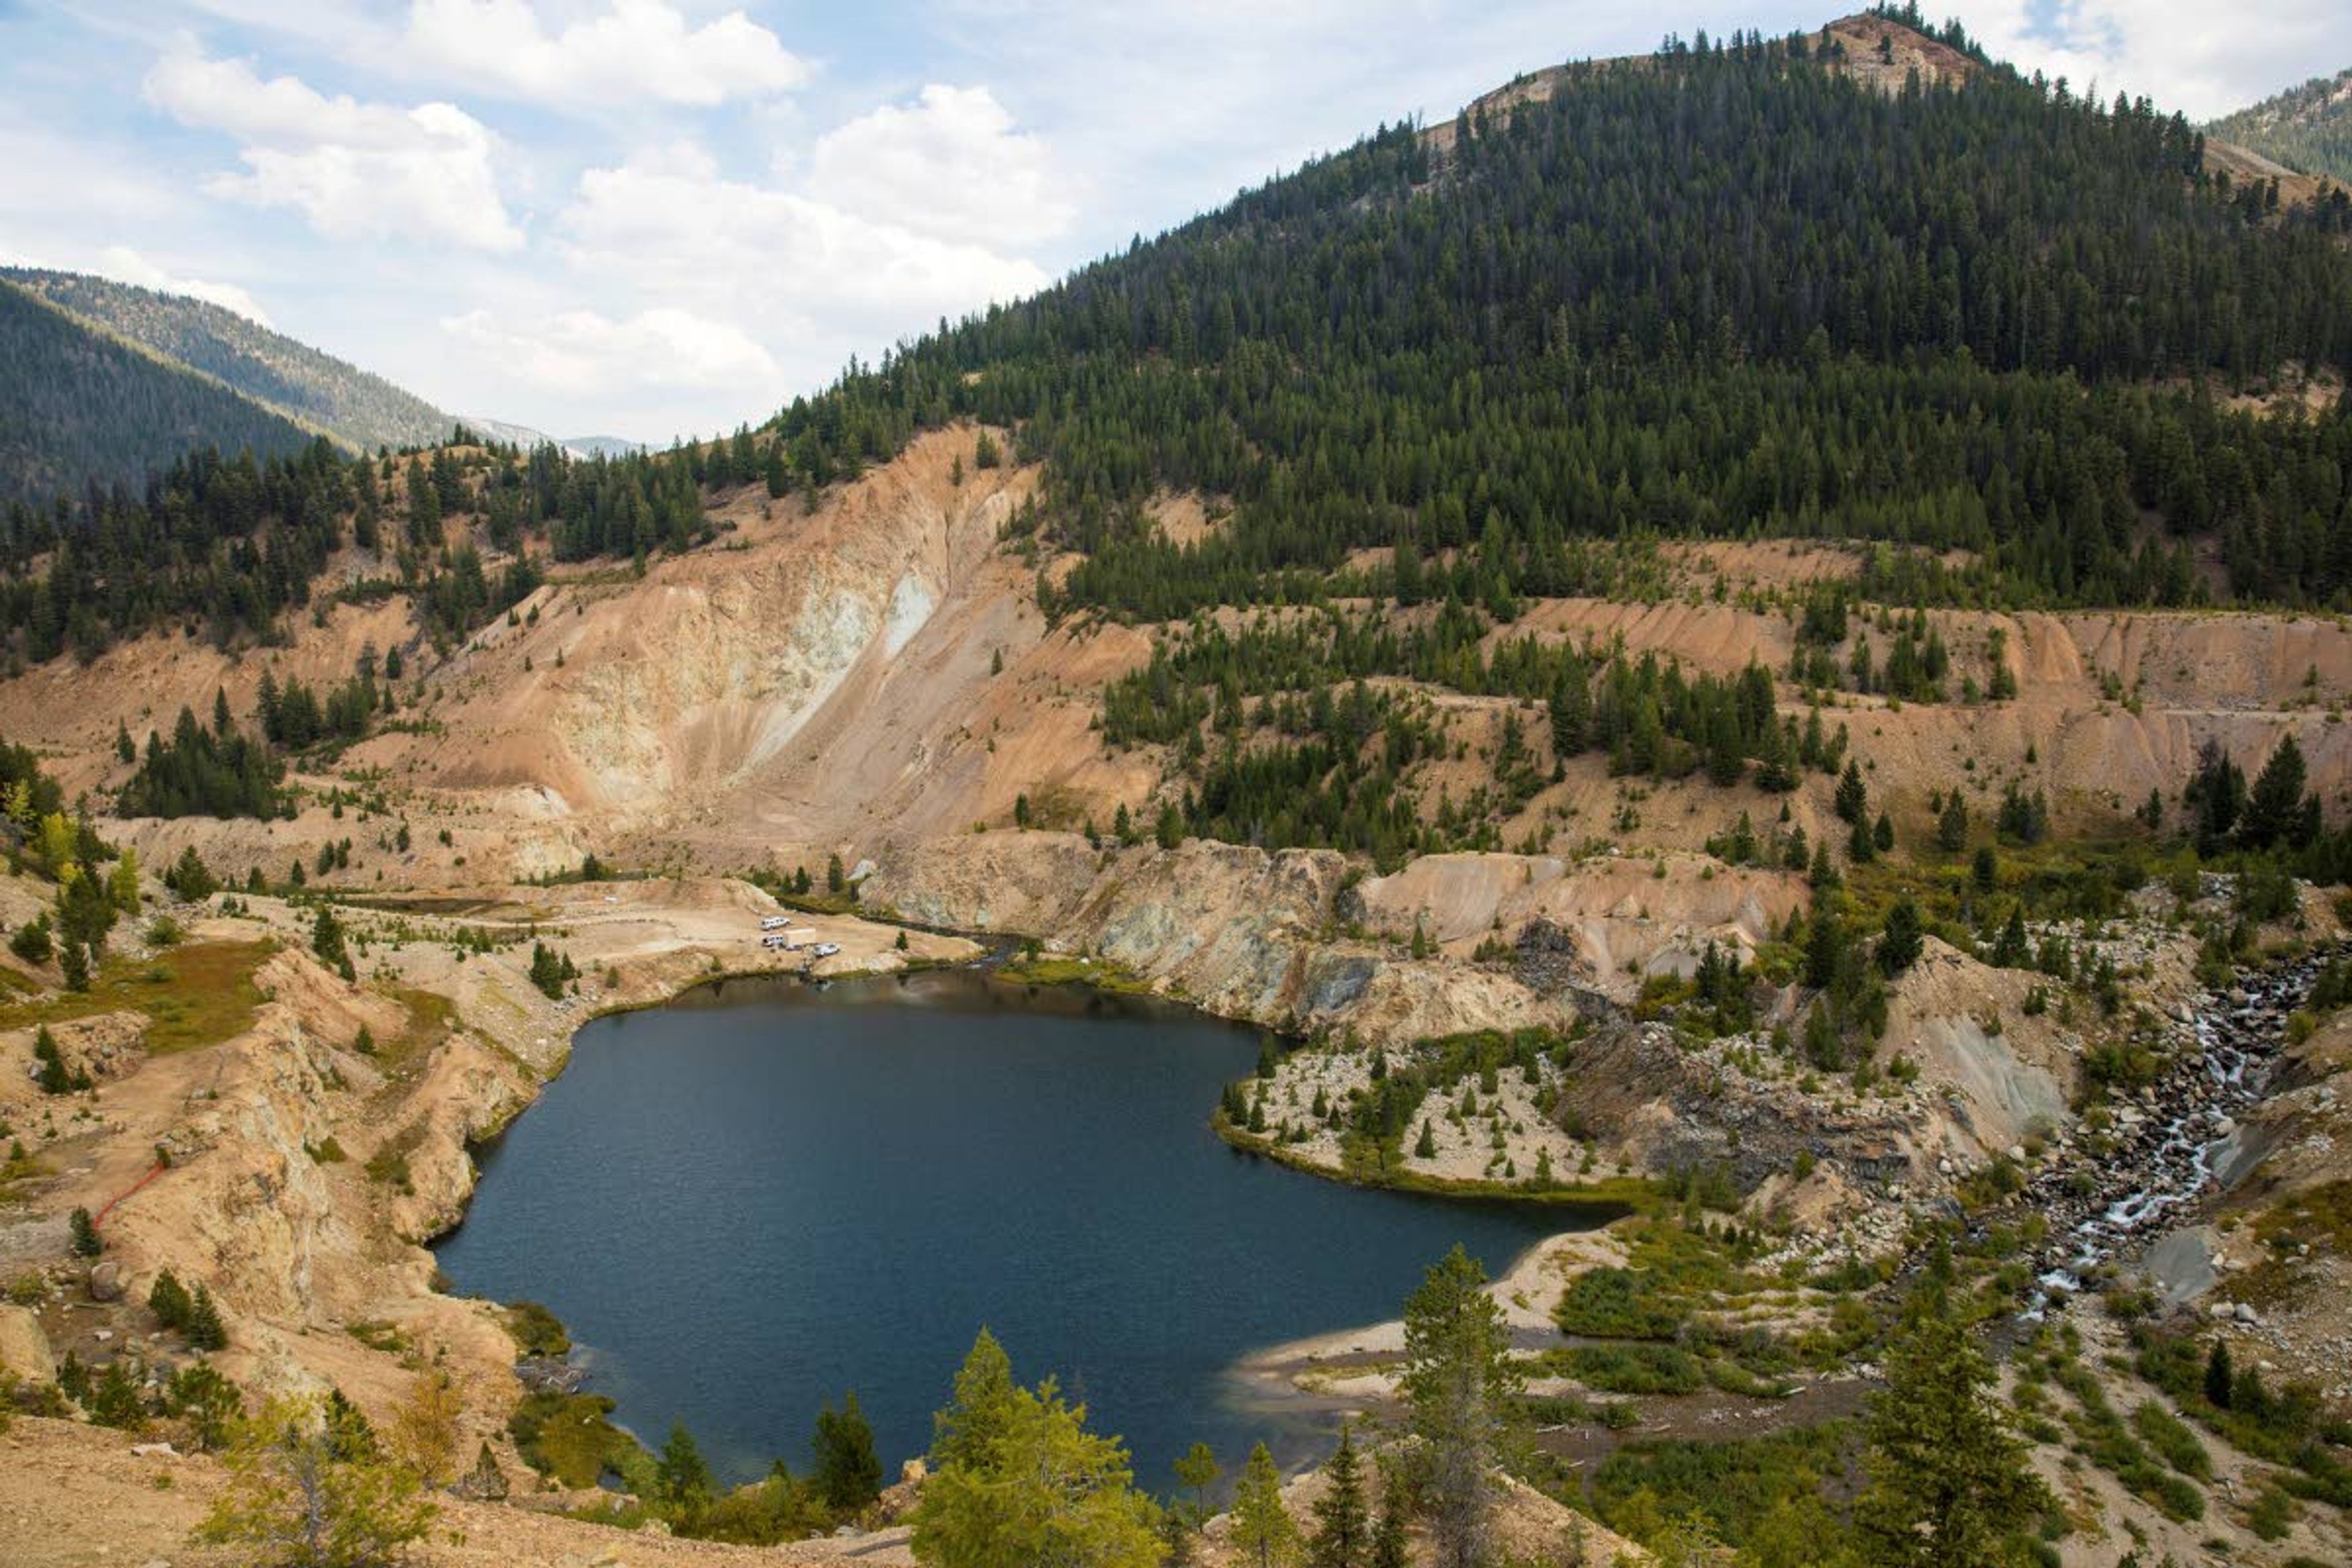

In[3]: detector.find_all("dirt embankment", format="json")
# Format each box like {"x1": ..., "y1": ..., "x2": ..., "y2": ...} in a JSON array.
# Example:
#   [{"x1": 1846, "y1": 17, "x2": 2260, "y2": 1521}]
[{"x1": 0, "y1": 872, "x2": 978, "y2": 1540}]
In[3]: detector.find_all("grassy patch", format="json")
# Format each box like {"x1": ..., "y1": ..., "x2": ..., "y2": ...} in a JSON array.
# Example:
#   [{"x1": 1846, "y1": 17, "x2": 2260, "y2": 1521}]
[
  {"x1": 364, "y1": 1121, "x2": 426, "y2": 1194},
  {"x1": 508, "y1": 1390, "x2": 642, "y2": 1488},
  {"x1": 2133, "y1": 1328, "x2": 2352, "y2": 1507},
  {"x1": 504, "y1": 1300, "x2": 571, "y2": 1358},
  {"x1": 1547, "y1": 1343, "x2": 1708, "y2": 1395},
  {"x1": 1576, "y1": 1420, "x2": 1862, "y2": 1556},
  {"x1": 1556, "y1": 1265, "x2": 1688, "y2": 1340},
  {"x1": 2051, "y1": 1359, "x2": 2205, "y2": 1521},
  {"x1": 0, "y1": 941, "x2": 272, "y2": 1055},
  {"x1": 993, "y1": 954, "x2": 1153, "y2": 993},
  {"x1": 373, "y1": 986, "x2": 458, "y2": 1070}
]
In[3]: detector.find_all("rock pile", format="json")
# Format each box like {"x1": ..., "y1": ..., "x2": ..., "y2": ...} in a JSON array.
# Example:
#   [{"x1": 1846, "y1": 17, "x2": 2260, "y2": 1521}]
[{"x1": 2017, "y1": 947, "x2": 2340, "y2": 1311}]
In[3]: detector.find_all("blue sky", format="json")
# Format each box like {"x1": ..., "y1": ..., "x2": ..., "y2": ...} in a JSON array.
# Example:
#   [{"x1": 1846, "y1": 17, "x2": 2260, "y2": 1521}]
[{"x1": 2, "y1": 2, "x2": 2341, "y2": 442}]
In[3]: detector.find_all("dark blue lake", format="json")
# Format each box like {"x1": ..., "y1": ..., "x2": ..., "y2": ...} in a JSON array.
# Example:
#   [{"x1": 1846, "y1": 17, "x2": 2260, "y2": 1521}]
[{"x1": 433, "y1": 969, "x2": 1570, "y2": 1491}]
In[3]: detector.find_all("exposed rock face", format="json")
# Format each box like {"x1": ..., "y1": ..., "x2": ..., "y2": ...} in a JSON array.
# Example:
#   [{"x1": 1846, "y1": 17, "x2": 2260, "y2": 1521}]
[
  {"x1": 0, "y1": 1302, "x2": 55, "y2": 1378},
  {"x1": 869, "y1": 834, "x2": 1578, "y2": 1044},
  {"x1": 15, "y1": 1012, "x2": 148, "y2": 1084},
  {"x1": 1345, "y1": 850, "x2": 1805, "y2": 993}
]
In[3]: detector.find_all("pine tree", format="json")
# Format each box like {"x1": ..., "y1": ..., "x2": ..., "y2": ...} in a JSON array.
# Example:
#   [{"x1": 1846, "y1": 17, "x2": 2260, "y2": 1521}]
[
  {"x1": 2204, "y1": 1340, "x2": 2234, "y2": 1410},
  {"x1": 813, "y1": 1390, "x2": 883, "y2": 1512},
  {"x1": 1835, "y1": 760, "x2": 1868, "y2": 823},
  {"x1": 149, "y1": 1267, "x2": 194, "y2": 1330},
  {"x1": 185, "y1": 1283, "x2": 228, "y2": 1351},
  {"x1": 913, "y1": 1338, "x2": 1161, "y2": 1568},
  {"x1": 931, "y1": 1328, "x2": 1019, "y2": 1471},
  {"x1": 1415, "y1": 1120, "x2": 1438, "y2": 1159},
  {"x1": 1368, "y1": 1472, "x2": 1409, "y2": 1568},
  {"x1": 1309, "y1": 1425, "x2": 1370, "y2": 1568},
  {"x1": 1806, "y1": 911, "x2": 1846, "y2": 990},
  {"x1": 2239, "y1": 733, "x2": 2312, "y2": 849},
  {"x1": 33, "y1": 1024, "x2": 71, "y2": 1093},
  {"x1": 70, "y1": 1205, "x2": 101, "y2": 1257},
  {"x1": 311, "y1": 907, "x2": 347, "y2": 971},
  {"x1": 1401, "y1": 1246, "x2": 1520, "y2": 1568},
  {"x1": 1854, "y1": 1262, "x2": 2049, "y2": 1568},
  {"x1": 1174, "y1": 1441, "x2": 1221, "y2": 1530},
  {"x1": 654, "y1": 1422, "x2": 714, "y2": 1520},
  {"x1": 1877, "y1": 899, "x2": 1924, "y2": 976},
  {"x1": 1232, "y1": 1441, "x2": 1300, "y2": 1568},
  {"x1": 1936, "y1": 793, "x2": 1968, "y2": 853}
]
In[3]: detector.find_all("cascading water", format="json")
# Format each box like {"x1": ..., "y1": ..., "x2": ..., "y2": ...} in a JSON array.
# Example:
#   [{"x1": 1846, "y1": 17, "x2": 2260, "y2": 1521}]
[{"x1": 2015, "y1": 948, "x2": 2338, "y2": 1316}]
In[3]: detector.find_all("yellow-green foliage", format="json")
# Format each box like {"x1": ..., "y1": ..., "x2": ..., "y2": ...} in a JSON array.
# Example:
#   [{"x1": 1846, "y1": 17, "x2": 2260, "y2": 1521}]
[
  {"x1": 508, "y1": 1390, "x2": 641, "y2": 1488},
  {"x1": 0, "y1": 940, "x2": 272, "y2": 1054}
]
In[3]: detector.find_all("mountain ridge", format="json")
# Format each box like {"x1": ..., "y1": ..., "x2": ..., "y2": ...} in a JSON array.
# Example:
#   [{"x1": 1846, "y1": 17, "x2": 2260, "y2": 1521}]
[
  {"x1": 0, "y1": 276, "x2": 321, "y2": 508},
  {"x1": 1, "y1": 265, "x2": 461, "y2": 454},
  {"x1": 2206, "y1": 65, "x2": 2352, "y2": 186}
]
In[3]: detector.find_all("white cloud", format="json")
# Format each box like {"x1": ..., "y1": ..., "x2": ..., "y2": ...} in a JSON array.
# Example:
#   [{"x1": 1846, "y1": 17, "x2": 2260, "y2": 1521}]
[
  {"x1": 809, "y1": 83, "x2": 1076, "y2": 249},
  {"x1": 401, "y1": 1, "x2": 809, "y2": 109},
  {"x1": 93, "y1": 244, "x2": 274, "y2": 325},
  {"x1": 441, "y1": 304, "x2": 780, "y2": 393},
  {"x1": 144, "y1": 50, "x2": 522, "y2": 251},
  {"x1": 559, "y1": 140, "x2": 1052, "y2": 336},
  {"x1": 1953, "y1": 1, "x2": 2349, "y2": 123}
]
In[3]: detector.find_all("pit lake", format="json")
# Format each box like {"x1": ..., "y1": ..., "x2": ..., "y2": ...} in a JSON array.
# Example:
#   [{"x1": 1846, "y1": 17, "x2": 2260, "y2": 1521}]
[{"x1": 434, "y1": 968, "x2": 1578, "y2": 1490}]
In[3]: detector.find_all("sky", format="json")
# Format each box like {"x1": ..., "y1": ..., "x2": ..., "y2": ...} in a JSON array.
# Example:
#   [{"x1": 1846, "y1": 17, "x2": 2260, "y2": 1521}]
[{"x1": 1, "y1": 2, "x2": 2343, "y2": 444}]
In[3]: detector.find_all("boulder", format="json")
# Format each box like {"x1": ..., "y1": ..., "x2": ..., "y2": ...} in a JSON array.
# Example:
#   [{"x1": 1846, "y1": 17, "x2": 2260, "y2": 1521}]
[{"x1": 87, "y1": 1259, "x2": 125, "y2": 1302}]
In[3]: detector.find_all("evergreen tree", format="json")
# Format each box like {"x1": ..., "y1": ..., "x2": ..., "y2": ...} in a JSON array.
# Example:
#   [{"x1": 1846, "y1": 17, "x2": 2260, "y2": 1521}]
[
  {"x1": 70, "y1": 1204, "x2": 102, "y2": 1257},
  {"x1": 311, "y1": 907, "x2": 349, "y2": 973},
  {"x1": 1308, "y1": 1425, "x2": 1370, "y2": 1568},
  {"x1": 149, "y1": 1267, "x2": 194, "y2": 1331},
  {"x1": 1806, "y1": 911, "x2": 1847, "y2": 990},
  {"x1": 931, "y1": 1329, "x2": 1019, "y2": 1471},
  {"x1": 812, "y1": 1390, "x2": 883, "y2": 1513},
  {"x1": 1835, "y1": 761, "x2": 1869, "y2": 824},
  {"x1": 2204, "y1": 1340, "x2": 2234, "y2": 1410},
  {"x1": 1878, "y1": 899, "x2": 1924, "y2": 976},
  {"x1": 911, "y1": 1340, "x2": 1161, "y2": 1568},
  {"x1": 1854, "y1": 1263, "x2": 2049, "y2": 1568},
  {"x1": 32, "y1": 1024, "x2": 73, "y2": 1093},
  {"x1": 1368, "y1": 1472, "x2": 1409, "y2": 1568},
  {"x1": 1173, "y1": 1441, "x2": 1221, "y2": 1531},
  {"x1": 1401, "y1": 1246, "x2": 1520, "y2": 1568},
  {"x1": 186, "y1": 1284, "x2": 228, "y2": 1352},
  {"x1": 1936, "y1": 793, "x2": 1968, "y2": 853},
  {"x1": 2239, "y1": 733, "x2": 2313, "y2": 849},
  {"x1": 654, "y1": 1422, "x2": 714, "y2": 1520},
  {"x1": 1233, "y1": 1441, "x2": 1300, "y2": 1568}
]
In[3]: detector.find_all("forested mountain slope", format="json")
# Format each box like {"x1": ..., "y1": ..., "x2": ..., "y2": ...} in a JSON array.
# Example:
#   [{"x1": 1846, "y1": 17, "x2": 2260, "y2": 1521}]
[
  {"x1": 780, "y1": 13, "x2": 2352, "y2": 615},
  {"x1": 2207, "y1": 67, "x2": 2352, "y2": 186},
  {"x1": 0, "y1": 278, "x2": 316, "y2": 509},
  {"x1": 2, "y1": 266, "x2": 460, "y2": 453}
]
